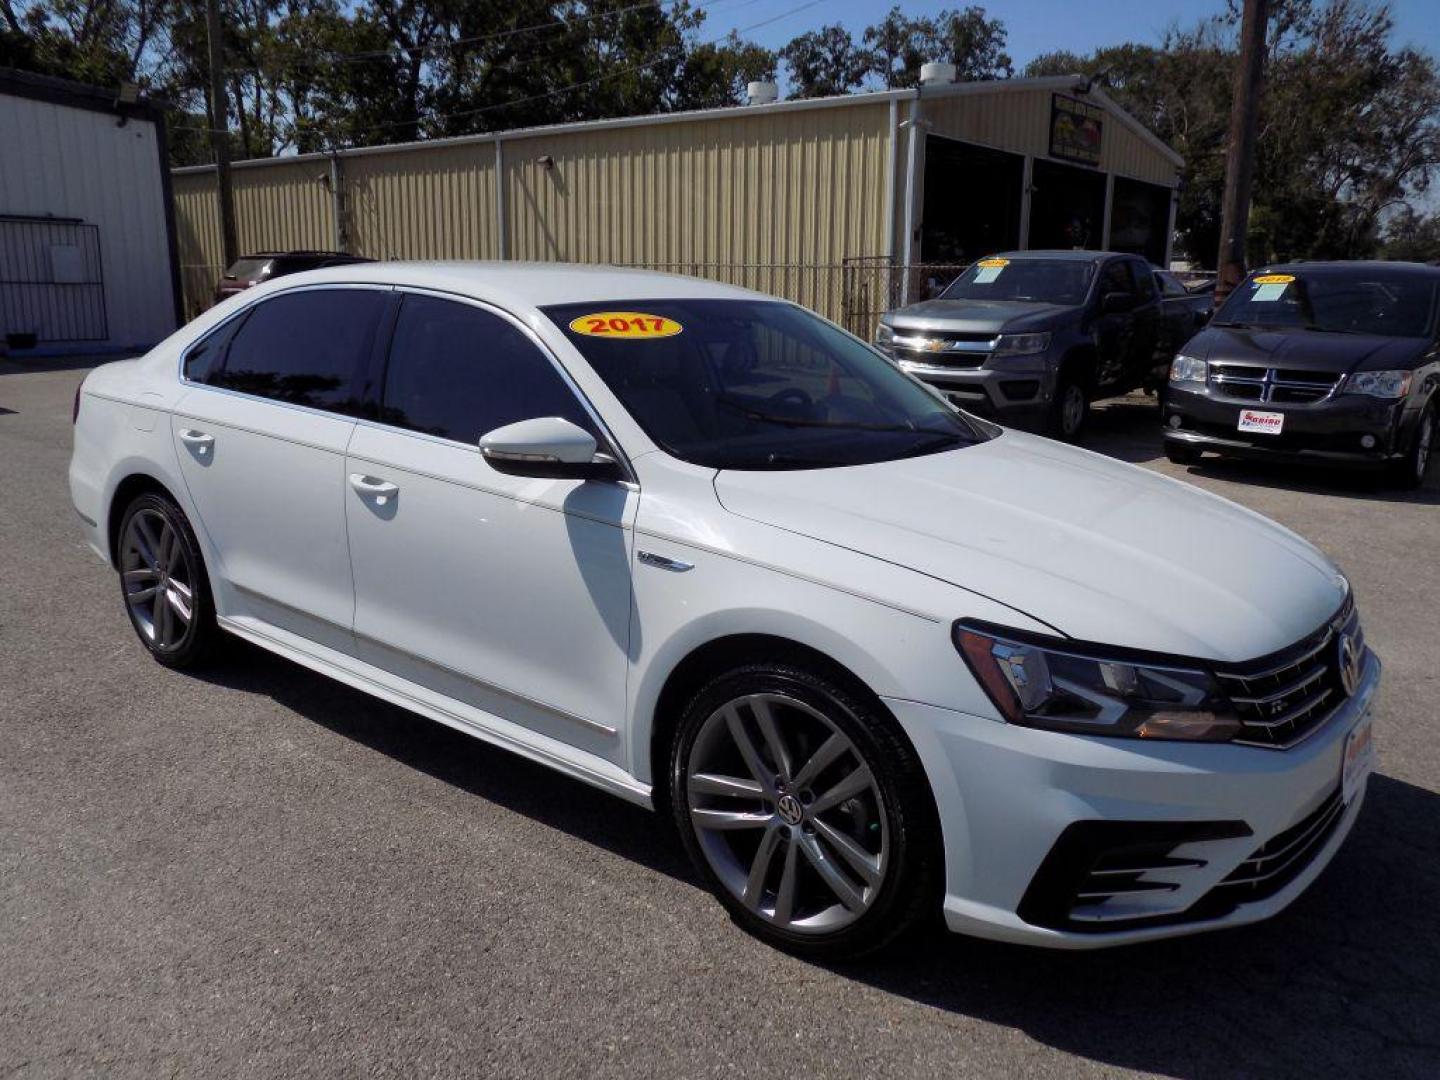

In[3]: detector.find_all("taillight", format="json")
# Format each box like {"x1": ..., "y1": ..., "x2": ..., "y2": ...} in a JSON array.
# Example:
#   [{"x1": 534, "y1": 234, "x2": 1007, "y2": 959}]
[{"x1": 72, "y1": 382, "x2": 83, "y2": 424}]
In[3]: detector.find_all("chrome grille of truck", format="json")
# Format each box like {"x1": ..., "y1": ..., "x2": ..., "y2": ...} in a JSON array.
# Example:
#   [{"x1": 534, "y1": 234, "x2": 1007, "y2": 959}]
[
  {"x1": 1215, "y1": 598, "x2": 1361, "y2": 748},
  {"x1": 1208, "y1": 364, "x2": 1342, "y2": 404}
]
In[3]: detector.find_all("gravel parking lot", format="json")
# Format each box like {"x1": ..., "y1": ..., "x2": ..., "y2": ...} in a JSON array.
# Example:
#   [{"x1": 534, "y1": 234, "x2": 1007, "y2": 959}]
[{"x1": 3, "y1": 357, "x2": 1437, "y2": 1079}]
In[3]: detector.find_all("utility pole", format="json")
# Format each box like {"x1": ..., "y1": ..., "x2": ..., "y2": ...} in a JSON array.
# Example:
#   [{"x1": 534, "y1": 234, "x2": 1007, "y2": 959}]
[
  {"x1": 205, "y1": 0, "x2": 238, "y2": 269},
  {"x1": 1215, "y1": 0, "x2": 1269, "y2": 304}
]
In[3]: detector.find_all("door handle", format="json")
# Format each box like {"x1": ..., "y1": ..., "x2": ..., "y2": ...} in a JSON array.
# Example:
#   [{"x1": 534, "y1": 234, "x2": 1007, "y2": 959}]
[
  {"x1": 178, "y1": 429, "x2": 214, "y2": 455},
  {"x1": 349, "y1": 473, "x2": 399, "y2": 505}
]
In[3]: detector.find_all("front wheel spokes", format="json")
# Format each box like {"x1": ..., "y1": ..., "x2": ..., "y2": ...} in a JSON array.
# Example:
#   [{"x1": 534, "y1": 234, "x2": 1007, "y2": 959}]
[
  {"x1": 743, "y1": 822, "x2": 784, "y2": 909},
  {"x1": 799, "y1": 831, "x2": 866, "y2": 912}
]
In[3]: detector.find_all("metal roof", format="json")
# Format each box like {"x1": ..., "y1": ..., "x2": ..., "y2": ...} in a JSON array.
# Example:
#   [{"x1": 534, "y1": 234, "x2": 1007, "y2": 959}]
[{"x1": 172, "y1": 75, "x2": 1183, "y2": 176}]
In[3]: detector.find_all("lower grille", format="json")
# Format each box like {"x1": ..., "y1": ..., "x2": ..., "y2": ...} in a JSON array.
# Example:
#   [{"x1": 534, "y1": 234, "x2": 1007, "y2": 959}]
[
  {"x1": 1216, "y1": 598, "x2": 1361, "y2": 748},
  {"x1": 1213, "y1": 787, "x2": 1346, "y2": 903},
  {"x1": 895, "y1": 349, "x2": 985, "y2": 370}
]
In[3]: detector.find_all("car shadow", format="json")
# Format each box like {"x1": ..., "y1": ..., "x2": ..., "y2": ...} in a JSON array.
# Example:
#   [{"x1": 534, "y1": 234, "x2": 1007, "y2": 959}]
[{"x1": 194, "y1": 638, "x2": 1439, "y2": 1078}]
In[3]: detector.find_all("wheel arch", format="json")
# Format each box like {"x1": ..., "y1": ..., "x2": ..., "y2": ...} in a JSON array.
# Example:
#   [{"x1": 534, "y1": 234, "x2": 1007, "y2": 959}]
[
  {"x1": 644, "y1": 631, "x2": 908, "y2": 814},
  {"x1": 106, "y1": 472, "x2": 183, "y2": 569}
]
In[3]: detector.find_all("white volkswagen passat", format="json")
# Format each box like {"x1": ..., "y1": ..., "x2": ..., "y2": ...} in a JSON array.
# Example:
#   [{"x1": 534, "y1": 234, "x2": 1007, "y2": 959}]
[{"x1": 69, "y1": 263, "x2": 1379, "y2": 957}]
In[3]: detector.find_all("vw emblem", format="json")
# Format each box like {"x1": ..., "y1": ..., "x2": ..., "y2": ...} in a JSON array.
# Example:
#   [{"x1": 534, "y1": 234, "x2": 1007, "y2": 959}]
[
  {"x1": 1337, "y1": 632, "x2": 1362, "y2": 698},
  {"x1": 776, "y1": 793, "x2": 804, "y2": 826}
]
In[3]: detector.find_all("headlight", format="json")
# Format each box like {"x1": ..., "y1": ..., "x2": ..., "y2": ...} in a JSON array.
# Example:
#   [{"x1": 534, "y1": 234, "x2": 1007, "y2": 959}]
[
  {"x1": 1170, "y1": 354, "x2": 1207, "y2": 384},
  {"x1": 992, "y1": 332, "x2": 1051, "y2": 357},
  {"x1": 1343, "y1": 369, "x2": 1412, "y2": 398},
  {"x1": 874, "y1": 323, "x2": 895, "y2": 349},
  {"x1": 955, "y1": 622, "x2": 1242, "y2": 741}
]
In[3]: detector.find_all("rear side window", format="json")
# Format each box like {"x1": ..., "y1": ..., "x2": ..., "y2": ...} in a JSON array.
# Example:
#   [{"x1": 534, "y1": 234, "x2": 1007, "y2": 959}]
[
  {"x1": 378, "y1": 294, "x2": 595, "y2": 445},
  {"x1": 183, "y1": 316, "x2": 244, "y2": 383},
  {"x1": 211, "y1": 289, "x2": 386, "y2": 414}
]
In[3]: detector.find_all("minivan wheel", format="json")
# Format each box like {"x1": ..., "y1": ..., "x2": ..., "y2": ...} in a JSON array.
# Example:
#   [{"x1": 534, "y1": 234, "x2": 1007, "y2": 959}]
[
  {"x1": 116, "y1": 492, "x2": 218, "y2": 668},
  {"x1": 670, "y1": 663, "x2": 939, "y2": 958},
  {"x1": 1047, "y1": 369, "x2": 1090, "y2": 442},
  {"x1": 1389, "y1": 407, "x2": 1434, "y2": 490}
]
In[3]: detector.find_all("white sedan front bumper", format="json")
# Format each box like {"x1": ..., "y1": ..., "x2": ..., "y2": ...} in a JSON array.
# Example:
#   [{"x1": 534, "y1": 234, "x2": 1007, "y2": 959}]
[{"x1": 884, "y1": 648, "x2": 1380, "y2": 949}]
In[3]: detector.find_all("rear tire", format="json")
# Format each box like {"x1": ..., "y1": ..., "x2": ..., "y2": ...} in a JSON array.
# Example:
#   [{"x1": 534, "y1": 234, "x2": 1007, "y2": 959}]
[
  {"x1": 116, "y1": 492, "x2": 219, "y2": 669},
  {"x1": 669, "y1": 662, "x2": 940, "y2": 959}
]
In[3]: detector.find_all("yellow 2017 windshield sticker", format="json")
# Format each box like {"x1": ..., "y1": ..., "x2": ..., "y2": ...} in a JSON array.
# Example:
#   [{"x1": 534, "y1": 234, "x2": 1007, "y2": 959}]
[
  {"x1": 1253, "y1": 274, "x2": 1295, "y2": 284},
  {"x1": 973, "y1": 257, "x2": 1009, "y2": 284},
  {"x1": 1250, "y1": 273, "x2": 1295, "y2": 302},
  {"x1": 568, "y1": 312, "x2": 683, "y2": 338}
]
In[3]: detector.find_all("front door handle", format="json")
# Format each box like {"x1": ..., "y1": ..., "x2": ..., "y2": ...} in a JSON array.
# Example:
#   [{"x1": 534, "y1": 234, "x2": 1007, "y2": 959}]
[
  {"x1": 178, "y1": 429, "x2": 214, "y2": 455},
  {"x1": 349, "y1": 473, "x2": 399, "y2": 505}
]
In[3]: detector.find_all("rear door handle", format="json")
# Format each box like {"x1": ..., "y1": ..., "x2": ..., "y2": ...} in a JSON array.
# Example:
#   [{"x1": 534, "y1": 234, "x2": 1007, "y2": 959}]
[
  {"x1": 349, "y1": 473, "x2": 399, "y2": 505},
  {"x1": 178, "y1": 429, "x2": 214, "y2": 455}
]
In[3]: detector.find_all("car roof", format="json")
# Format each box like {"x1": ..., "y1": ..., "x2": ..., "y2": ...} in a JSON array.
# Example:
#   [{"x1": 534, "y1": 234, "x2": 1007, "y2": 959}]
[
  {"x1": 984, "y1": 250, "x2": 1130, "y2": 263},
  {"x1": 1253, "y1": 260, "x2": 1440, "y2": 278},
  {"x1": 256, "y1": 261, "x2": 767, "y2": 308}
]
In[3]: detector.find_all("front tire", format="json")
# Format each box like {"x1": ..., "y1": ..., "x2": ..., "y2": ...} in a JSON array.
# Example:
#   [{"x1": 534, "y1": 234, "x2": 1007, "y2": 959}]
[
  {"x1": 1387, "y1": 406, "x2": 1434, "y2": 490},
  {"x1": 116, "y1": 492, "x2": 218, "y2": 668},
  {"x1": 1047, "y1": 364, "x2": 1090, "y2": 442},
  {"x1": 669, "y1": 663, "x2": 940, "y2": 959},
  {"x1": 1165, "y1": 442, "x2": 1202, "y2": 466}
]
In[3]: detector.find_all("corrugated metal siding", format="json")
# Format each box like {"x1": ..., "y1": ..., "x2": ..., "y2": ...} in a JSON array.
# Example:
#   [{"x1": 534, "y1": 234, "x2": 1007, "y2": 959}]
[
  {"x1": 925, "y1": 87, "x2": 1177, "y2": 186},
  {"x1": 501, "y1": 100, "x2": 891, "y2": 311},
  {"x1": 1, "y1": 92, "x2": 175, "y2": 347},
  {"x1": 346, "y1": 142, "x2": 497, "y2": 261}
]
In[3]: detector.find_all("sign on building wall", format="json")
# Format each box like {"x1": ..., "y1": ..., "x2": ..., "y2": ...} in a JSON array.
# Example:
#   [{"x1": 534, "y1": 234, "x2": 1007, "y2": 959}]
[{"x1": 1049, "y1": 94, "x2": 1104, "y2": 167}]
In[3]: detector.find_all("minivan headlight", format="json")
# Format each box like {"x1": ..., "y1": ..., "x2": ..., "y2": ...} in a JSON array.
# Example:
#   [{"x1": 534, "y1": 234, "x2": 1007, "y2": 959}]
[
  {"x1": 1344, "y1": 369, "x2": 1411, "y2": 398},
  {"x1": 1170, "y1": 354, "x2": 1208, "y2": 384},
  {"x1": 955, "y1": 622, "x2": 1242, "y2": 741},
  {"x1": 992, "y1": 332, "x2": 1050, "y2": 357}
]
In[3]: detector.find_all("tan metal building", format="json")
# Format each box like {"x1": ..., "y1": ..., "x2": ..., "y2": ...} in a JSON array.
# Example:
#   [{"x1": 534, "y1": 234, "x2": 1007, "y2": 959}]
[{"x1": 172, "y1": 75, "x2": 1182, "y2": 329}]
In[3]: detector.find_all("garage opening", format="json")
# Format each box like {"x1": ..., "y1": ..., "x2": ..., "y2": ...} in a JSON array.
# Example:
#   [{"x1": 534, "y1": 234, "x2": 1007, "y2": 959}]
[
  {"x1": 920, "y1": 135, "x2": 1023, "y2": 263},
  {"x1": 1027, "y1": 159, "x2": 1106, "y2": 251},
  {"x1": 1109, "y1": 177, "x2": 1173, "y2": 265}
]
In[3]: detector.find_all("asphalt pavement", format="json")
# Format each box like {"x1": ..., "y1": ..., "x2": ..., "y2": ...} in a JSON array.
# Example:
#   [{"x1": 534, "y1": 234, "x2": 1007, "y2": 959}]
[{"x1": 2, "y1": 357, "x2": 1437, "y2": 1079}]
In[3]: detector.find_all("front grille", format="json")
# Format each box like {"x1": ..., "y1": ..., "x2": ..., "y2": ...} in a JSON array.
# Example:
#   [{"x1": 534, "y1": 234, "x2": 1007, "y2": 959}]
[
  {"x1": 1215, "y1": 598, "x2": 1361, "y2": 748},
  {"x1": 1208, "y1": 363, "x2": 1342, "y2": 405},
  {"x1": 1213, "y1": 787, "x2": 1346, "y2": 903},
  {"x1": 891, "y1": 329, "x2": 996, "y2": 370},
  {"x1": 896, "y1": 349, "x2": 985, "y2": 370}
]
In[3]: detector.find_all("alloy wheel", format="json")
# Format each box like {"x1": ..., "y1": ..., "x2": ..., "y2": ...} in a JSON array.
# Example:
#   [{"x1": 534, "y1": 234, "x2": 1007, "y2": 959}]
[
  {"x1": 120, "y1": 508, "x2": 195, "y2": 650},
  {"x1": 685, "y1": 693, "x2": 889, "y2": 934}
]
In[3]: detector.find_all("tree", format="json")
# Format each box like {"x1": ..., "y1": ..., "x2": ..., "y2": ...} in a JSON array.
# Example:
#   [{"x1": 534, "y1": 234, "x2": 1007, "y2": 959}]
[
  {"x1": 779, "y1": 24, "x2": 867, "y2": 98},
  {"x1": 934, "y1": 6, "x2": 1011, "y2": 80},
  {"x1": 673, "y1": 32, "x2": 776, "y2": 110},
  {"x1": 1380, "y1": 206, "x2": 1440, "y2": 262},
  {"x1": 861, "y1": 6, "x2": 1010, "y2": 89}
]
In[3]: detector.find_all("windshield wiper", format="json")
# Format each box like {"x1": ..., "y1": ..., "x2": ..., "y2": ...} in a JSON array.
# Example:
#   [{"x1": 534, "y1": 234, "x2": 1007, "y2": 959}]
[{"x1": 716, "y1": 396, "x2": 964, "y2": 438}]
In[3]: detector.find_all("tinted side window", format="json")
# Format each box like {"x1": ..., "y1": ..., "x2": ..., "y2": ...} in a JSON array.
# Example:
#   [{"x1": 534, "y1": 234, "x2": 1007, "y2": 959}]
[
  {"x1": 1098, "y1": 261, "x2": 1134, "y2": 298},
  {"x1": 213, "y1": 289, "x2": 385, "y2": 413},
  {"x1": 183, "y1": 315, "x2": 245, "y2": 383},
  {"x1": 380, "y1": 294, "x2": 595, "y2": 445},
  {"x1": 1131, "y1": 261, "x2": 1158, "y2": 300}
]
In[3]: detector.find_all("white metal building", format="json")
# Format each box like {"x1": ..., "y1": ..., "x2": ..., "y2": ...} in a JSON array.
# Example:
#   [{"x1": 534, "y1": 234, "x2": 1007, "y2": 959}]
[{"x1": 0, "y1": 68, "x2": 181, "y2": 355}]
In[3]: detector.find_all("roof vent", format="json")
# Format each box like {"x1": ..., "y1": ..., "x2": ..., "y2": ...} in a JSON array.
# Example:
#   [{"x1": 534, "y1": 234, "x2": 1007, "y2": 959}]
[
  {"x1": 746, "y1": 81, "x2": 779, "y2": 106},
  {"x1": 920, "y1": 62, "x2": 957, "y2": 86}
]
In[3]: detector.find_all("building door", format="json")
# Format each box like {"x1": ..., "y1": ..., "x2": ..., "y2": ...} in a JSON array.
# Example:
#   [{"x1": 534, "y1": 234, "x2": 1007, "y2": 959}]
[
  {"x1": 1028, "y1": 159, "x2": 1107, "y2": 251},
  {"x1": 920, "y1": 136, "x2": 1024, "y2": 264},
  {"x1": 1109, "y1": 177, "x2": 1173, "y2": 265}
]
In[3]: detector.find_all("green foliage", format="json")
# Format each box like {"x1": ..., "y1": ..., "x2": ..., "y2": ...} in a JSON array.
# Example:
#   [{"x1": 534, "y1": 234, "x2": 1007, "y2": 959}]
[{"x1": 1026, "y1": 1, "x2": 1440, "y2": 266}]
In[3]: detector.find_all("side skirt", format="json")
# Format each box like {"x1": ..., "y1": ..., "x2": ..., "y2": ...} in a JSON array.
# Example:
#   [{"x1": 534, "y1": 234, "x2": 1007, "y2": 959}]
[{"x1": 217, "y1": 613, "x2": 654, "y2": 809}]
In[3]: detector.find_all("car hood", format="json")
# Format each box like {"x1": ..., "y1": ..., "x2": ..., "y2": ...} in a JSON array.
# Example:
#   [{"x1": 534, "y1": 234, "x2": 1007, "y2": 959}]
[
  {"x1": 1190, "y1": 325, "x2": 1428, "y2": 373},
  {"x1": 885, "y1": 299, "x2": 1072, "y2": 335},
  {"x1": 713, "y1": 432, "x2": 1346, "y2": 662}
]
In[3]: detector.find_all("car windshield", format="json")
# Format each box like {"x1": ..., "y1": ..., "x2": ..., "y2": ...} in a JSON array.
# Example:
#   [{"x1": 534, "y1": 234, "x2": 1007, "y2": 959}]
[
  {"x1": 1213, "y1": 270, "x2": 1438, "y2": 337},
  {"x1": 940, "y1": 259, "x2": 1095, "y2": 305},
  {"x1": 545, "y1": 299, "x2": 990, "y2": 470},
  {"x1": 223, "y1": 257, "x2": 272, "y2": 281}
]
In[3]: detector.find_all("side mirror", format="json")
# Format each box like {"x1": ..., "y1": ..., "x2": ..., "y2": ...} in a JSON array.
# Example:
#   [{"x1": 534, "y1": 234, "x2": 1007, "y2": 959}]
[
  {"x1": 480, "y1": 416, "x2": 622, "y2": 481},
  {"x1": 1101, "y1": 291, "x2": 1133, "y2": 314}
]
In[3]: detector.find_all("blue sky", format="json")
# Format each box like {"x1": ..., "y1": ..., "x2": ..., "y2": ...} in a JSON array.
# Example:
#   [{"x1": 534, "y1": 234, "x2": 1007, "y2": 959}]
[{"x1": 700, "y1": 0, "x2": 1440, "y2": 70}]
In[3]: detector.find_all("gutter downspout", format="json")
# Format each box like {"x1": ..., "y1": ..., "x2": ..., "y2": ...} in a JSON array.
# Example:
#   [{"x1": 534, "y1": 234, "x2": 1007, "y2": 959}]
[
  {"x1": 328, "y1": 152, "x2": 346, "y2": 253},
  {"x1": 495, "y1": 138, "x2": 508, "y2": 260},
  {"x1": 883, "y1": 97, "x2": 898, "y2": 266},
  {"x1": 900, "y1": 86, "x2": 924, "y2": 305}
]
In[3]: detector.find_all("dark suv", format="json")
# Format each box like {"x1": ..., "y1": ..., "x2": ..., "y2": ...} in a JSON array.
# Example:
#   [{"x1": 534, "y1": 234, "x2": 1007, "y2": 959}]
[
  {"x1": 213, "y1": 251, "x2": 373, "y2": 306},
  {"x1": 874, "y1": 251, "x2": 1165, "y2": 440},
  {"x1": 1162, "y1": 261, "x2": 1438, "y2": 488}
]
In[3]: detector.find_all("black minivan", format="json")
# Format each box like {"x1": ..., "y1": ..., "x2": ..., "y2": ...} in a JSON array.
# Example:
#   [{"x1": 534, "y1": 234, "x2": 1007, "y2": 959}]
[{"x1": 1162, "y1": 261, "x2": 1438, "y2": 487}]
